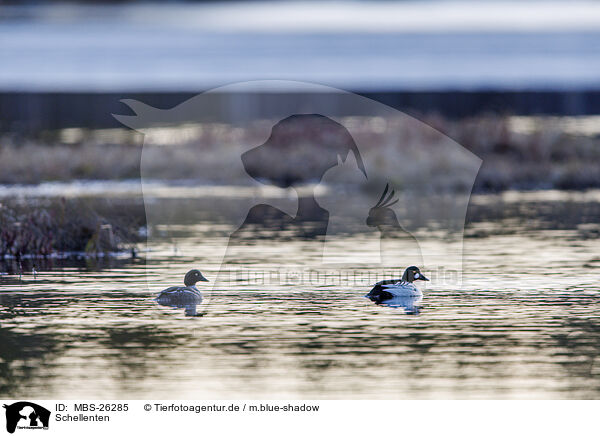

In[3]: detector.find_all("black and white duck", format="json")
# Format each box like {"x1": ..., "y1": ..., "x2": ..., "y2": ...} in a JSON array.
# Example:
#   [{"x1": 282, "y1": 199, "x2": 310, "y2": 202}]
[
  {"x1": 365, "y1": 266, "x2": 429, "y2": 303},
  {"x1": 156, "y1": 269, "x2": 208, "y2": 305}
]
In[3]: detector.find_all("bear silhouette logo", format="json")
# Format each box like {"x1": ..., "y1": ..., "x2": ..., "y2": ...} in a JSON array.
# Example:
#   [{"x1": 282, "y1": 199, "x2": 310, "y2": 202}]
[{"x1": 3, "y1": 402, "x2": 50, "y2": 434}]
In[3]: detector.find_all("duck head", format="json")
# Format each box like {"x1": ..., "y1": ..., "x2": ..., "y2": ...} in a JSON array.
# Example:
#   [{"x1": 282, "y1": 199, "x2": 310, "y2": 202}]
[
  {"x1": 401, "y1": 266, "x2": 429, "y2": 283},
  {"x1": 184, "y1": 269, "x2": 209, "y2": 286}
]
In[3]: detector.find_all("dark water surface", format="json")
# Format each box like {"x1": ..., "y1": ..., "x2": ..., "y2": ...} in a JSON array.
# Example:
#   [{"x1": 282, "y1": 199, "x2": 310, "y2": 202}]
[{"x1": 1, "y1": 188, "x2": 599, "y2": 399}]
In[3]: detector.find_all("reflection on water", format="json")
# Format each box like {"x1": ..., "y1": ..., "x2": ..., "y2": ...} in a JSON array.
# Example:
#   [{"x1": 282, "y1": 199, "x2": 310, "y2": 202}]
[
  {"x1": 1, "y1": 191, "x2": 599, "y2": 399},
  {"x1": 156, "y1": 301, "x2": 202, "y2": 318},
  {"x1": 368, "y1": 295, "x2": 422, "y2": 315}
]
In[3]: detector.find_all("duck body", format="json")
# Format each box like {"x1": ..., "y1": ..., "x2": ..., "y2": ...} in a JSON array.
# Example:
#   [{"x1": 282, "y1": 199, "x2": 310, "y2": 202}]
[
  {"x1": 156, "y1": 285, "x2": 203, "y2": 304},
  {"x1": 365, "y1": 266, "x2": 428, "y2": 304},
  {"x1": 367, "y1": 280, "x2": 422, "y2": 300},
  {"x1": 156, "y1": 269, "x2": 208, "y2": 306}
]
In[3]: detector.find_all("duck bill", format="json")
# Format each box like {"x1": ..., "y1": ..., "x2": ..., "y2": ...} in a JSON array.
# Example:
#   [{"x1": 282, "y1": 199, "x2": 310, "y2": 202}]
[
  {"x1": 200, "y1": 275, "x2": 209, "y2": 282},
  {"x1": 419, "y1": 274, "x2": 429, "y2": 281}
]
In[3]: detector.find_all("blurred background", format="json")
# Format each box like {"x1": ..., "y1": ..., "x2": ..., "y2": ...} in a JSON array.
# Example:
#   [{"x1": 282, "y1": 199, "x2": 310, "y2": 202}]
[{"x1": 1, "y1": 0, "x2": 599, "y2": 189}]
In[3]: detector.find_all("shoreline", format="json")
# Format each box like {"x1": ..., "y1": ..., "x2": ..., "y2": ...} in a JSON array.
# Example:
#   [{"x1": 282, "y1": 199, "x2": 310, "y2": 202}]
[{"x1": 2, "y1": 113, "x2": 600, "y2": 192}]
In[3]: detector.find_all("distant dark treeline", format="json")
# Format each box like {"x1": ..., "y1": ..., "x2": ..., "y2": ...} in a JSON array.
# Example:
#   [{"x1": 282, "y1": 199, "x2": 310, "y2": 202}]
[{"x1": 1, "y1": 90, "x2": 599, "y2": 133}]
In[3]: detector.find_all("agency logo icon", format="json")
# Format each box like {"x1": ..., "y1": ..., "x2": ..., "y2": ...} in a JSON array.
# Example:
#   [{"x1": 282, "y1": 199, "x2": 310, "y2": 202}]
[{"x1": 3, "y1": 402, "x2": 50, "y2": 434}]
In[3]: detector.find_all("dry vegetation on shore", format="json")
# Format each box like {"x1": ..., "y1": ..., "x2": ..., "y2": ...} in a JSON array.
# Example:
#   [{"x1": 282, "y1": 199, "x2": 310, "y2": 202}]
[
  {"x1": 0, "y1": 198, "x2": 144, "y2": 259},
  {"x1": 1, "y1": 114, "x2": 599, "y2": 191},
  {"x1": 1, "y1": 111, "x2": 598, "y2": 257}
]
